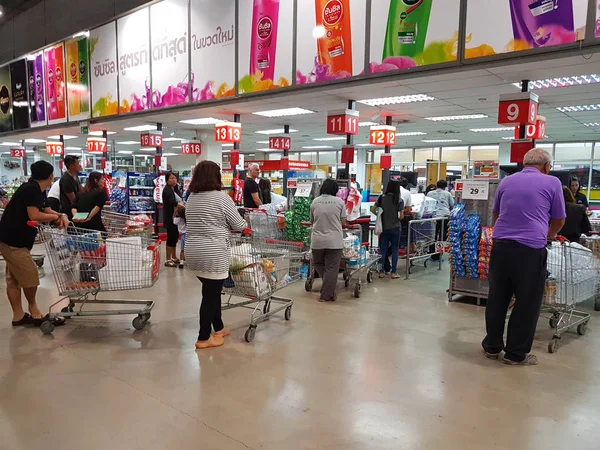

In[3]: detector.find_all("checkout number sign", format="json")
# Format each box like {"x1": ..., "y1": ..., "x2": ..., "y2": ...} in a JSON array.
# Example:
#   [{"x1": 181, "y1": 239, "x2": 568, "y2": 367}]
[{"x1": 461, "y1": 181, "x2": 489, "y2": 201}]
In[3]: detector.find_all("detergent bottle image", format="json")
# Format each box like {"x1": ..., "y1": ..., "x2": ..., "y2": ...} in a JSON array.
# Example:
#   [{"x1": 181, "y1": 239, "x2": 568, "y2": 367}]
[
  {"x1": 383, "y1": 0, "x2": 433, "y2": 59},
  {"x1": 66, "y1": 40, "x2": 80, "y2": 116},
  {"x1": 45, "y1": 48, "x2": 57, "y2": 120},
  {"x1": 54, "y1": 45, "x2": 66, "y2": 119},
  {"x1": 315, "y1": 0, "x2": 353, "y2": 75},
  {"x1": 250, "y1": 0, "x2": 280, "y2": 81}
]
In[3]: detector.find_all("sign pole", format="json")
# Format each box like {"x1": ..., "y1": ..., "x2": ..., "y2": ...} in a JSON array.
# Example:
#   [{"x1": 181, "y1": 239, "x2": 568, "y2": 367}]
[
  {"x1": 519, "y1": 80, "x2": 534, "y2": 164},
  {"x1": 283, "y1": 124, "x2": 290, "y2": 196},
  {"x1": 102, "y1": 130, "x2": 108, "y2": 173},
  {"x1": 59, "y1": 135, "x2": 65, "y2": 172},
  {"x1": 345, "y1": 100, "x2": 355, "y2": 179},
  {"x1": 233, "y1": 113, "x2": 241, "y2": 175},
  {"x1": 154, "y1": 123, "x2": 163, "y2": 175},
  {"x1": 21, "y1": 139, "x2": 28, "y2": 177},
  {"x1": 382, "y1": 116, "x2": 393, "y2": 190}
]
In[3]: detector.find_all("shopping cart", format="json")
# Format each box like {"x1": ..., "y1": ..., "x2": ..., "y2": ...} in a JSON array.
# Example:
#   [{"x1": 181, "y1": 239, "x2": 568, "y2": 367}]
[
  {"x1": 244, "y1": 209, "x2": 286, "y2": 240},
  {"x1": 224, "y1": 233, "x2": 303, "y2": 342},
  {"x1": 543, "y1": 241, "x2": 597, "y2": 353},
  {"x1": 29, "y1": 221, "x2": 160, "y2": 335},
  {"x1": 402, "y1": 217, "x2": 446, "y2": 278},
  {"x1": 101, "y1": 209, "x2": 154, "y2": 239}
]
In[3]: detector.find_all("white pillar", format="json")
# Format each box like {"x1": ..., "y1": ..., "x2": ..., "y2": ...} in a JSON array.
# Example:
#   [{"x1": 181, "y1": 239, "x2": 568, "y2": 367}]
[
  {"x1": 355, "y1": 149, "x2": 367, "y2": 188},
  {"x1": 195, "y1": 131, "x2": 222, "y2": 166}
]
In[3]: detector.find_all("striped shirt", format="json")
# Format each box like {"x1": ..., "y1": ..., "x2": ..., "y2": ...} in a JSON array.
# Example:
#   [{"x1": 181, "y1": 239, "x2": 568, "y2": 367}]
[{"x1": 185, "y1": 191, "x2": 246, "y2": 279}]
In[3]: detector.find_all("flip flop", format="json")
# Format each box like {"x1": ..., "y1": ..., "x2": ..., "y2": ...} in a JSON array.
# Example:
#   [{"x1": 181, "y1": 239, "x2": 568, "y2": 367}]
[
  {"x1": 12, "y1": 313, "x2": 33, "y2": 327},
  {"x1": 32, "y1": 315, "x2": 66, "y2": 328}
]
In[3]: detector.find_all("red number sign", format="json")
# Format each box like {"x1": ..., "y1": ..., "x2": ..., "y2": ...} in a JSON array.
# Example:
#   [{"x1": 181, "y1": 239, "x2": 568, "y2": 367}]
[
  {"x1": 510, "y1": 139, "x2": 534, "y2": 164},
  {"x1": 181, "y1": 142, "x2": 202, "y2": 155},
  {"x1": 10, "y1": 148, "x2": 25, "y2": 158},
  {"x1": 380, "y1": 154, "x2": 392, "y2": 170},
  {"x1": 327, "y1": 110, "x2": 359, "y2": 135},
  {"x1": 268, "y1": 136, "x2": 291, "y2": 150},
  {"x1": 341, "y1": 146, "x2": 354, "y2": 164},
  {"x1": 87, "y1": 137, "x2": 107, "y2": 153},
  {"x1": 369, "y1": 126, "x2": 397, "y2": 146},
  {"x1": 513, "y1": 119, "x2": 547, "y2": 140},
  {"x1": 46, "y1": 142, "x2": 64, "y2": 155},
  {"x1": 140, "y1": 133, "x2": 163, "y2": 148},
  {"x1": 215, "y1": 122, "x2": 242, "y2": 143},
  {"x1": 498, "y1": 93, "x2": 539, "y2": 126}
]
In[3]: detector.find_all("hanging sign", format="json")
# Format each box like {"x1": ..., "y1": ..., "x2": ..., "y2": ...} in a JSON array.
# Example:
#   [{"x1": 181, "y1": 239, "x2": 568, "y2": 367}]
[
  {"x1": 215, "y1": 121, "x2": 241, "y2": 143},
  {"x1": 327, "y1": 109, "x2": 359, "y2": 135},
  {"x1": 10, "y1": 148, "x2": 25, "y2": 158},
  {"x1": 154, "y1": 175, "x2": 166, "y2": 203},
  {"x1": 268, "y1": 136, "x2": 291, "y2": 150},
  {"x1": 140, "y1": 132, "x2": 163, "y2": 148},
  {"x1": 380, "y1": 154, "x2": 392, "y2": 170},
  {"x1": 369, "y1": 125, "x2": 397, "y2": 146},
  {"x1": 295, "y1": 182, "x2": 312, "y2": 198},
  {"x1": 510, "y1": 139, "x2": 534, "y2": 164},
  {"x1": 46, "y1": 141, "x2": 64, "y2": 155},
  {"x1": 461, "y1": 180, "x2": 489, "y2": 201},
  {"x1": 498, "y1": 92, "x2": 539, "y2": 126},
  {"x1": 341, "y1": 145, "x2": 355, "y2": 164},
  {"x1": 513, "y1": 117, "x2": 547, "y2": 140},
  {"x1": 87, "y1": 137, "x2": 107, "y2": 153},
  {"x1": 230, "y1": 150, "x2": 240, "y2": 166},
  {"x1": 181, "y1": 141, "x2": 202, "y2": 155}
]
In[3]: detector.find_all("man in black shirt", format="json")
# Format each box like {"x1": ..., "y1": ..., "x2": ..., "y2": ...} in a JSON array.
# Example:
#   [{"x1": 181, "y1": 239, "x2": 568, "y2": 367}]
[
  {"x1": 243, "y1": 163, "x2": 263, "y2": 209},
  {"x1": 59, "y1": 155, "x2": 82, "y2": 219},
  {"x1": 0, "y1": 161, "x2": 69, "y2": 327}
]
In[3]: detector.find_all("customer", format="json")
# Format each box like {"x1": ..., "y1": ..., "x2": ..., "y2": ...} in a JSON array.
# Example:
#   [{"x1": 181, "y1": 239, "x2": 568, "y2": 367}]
[
  {"x1": 243, "y1": 163, "x2": 263, "y2": 208},
  {"x1": 427, "y1": 180, "x2": 454, "y2": 261},
  {"x1": 371, "y1": 180, "x2": 404, "y2": 279},
  {"x1": 258, "y1": 178, "x2": 272, "y2": 205},
  {"x1": 46, "y1": 178, "x2": 61, "y2": 212},
  {"x1": 569, "y1": 177, "x2": 591, "y2": 215},
  {"x1": 59, "y1": 155, "x2": 82, "y2": 219},
  {"x1": 0, "y1": 161, "x2": 69, "y2": 327},
  {"x1": 162, "y1": 172, "x2": 181, "y2": 267},
  {"x1": 186, "y1": 161, "x2": 246, "y2": 349},
  {"x1": 483, "y1": 148, "x2": 565, "y2": 366},
  {"x1": 71, "y1": 172, "x2": 107, "y2": 233},
  {"x1": 424, "y1": 184, "x2": 436, "y2": 195},
  {"x1": 559, "y1": 186, "x2": 591, "y2": 244},
  {"x1": 398, "y1": 177, "x2": 412, "y2": 214},
  {"x1": 310, "y1": 179, "x2": 347, "y2": 302}
]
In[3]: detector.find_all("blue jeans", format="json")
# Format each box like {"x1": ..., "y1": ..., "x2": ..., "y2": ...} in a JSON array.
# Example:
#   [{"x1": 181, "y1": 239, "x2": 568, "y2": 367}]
[{"x1": 379, "y1": 227, "x2": 401, "y2": 274}]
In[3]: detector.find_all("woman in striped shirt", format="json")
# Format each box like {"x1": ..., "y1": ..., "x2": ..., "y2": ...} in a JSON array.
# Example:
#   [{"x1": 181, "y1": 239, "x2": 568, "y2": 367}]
[{"x1": 186, "y1": 161, "x2": 247, "y2": 349}]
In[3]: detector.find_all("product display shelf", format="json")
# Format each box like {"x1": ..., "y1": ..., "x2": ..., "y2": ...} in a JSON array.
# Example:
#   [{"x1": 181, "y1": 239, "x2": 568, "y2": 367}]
[{"x1": 127, "y1": 172, "x2": 156, "y2": 215}]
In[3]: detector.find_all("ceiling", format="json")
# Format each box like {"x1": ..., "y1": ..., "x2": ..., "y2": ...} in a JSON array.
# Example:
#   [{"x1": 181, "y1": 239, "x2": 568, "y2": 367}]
[
  {"x1": 0, "y1": 0, "x2": 43, "y2": 20},
  {"x1": 4, "y1": 52, "x2": 600, "y2": 158}
]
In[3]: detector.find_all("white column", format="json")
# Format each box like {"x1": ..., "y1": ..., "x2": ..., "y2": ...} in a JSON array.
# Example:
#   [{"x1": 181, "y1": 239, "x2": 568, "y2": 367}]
[
  {"x1": 355, "y1": 149, "x2": 367, "y2": 188},
  {"x1": 195, "y1": 131, "x2": 222, "y2": 166}
]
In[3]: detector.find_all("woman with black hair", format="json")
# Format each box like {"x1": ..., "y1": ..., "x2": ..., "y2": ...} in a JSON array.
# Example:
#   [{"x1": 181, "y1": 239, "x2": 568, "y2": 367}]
[
  {"x1": 258, "y1": 178, "x2": 272, "y2": 205},
  {"x1": 371, "y1": 180, "x2": 404, "y2": 279},
  {"x1": 310, "y1": 179, "x2": 347, "y2": 302},
  {"x1": 570, "y1": 177, "x2": 592, "y2": 216},
  {"x1": 72, "y1": 171, "x2": 107, "y2": 233},
  {"x1": 163, "y1": 172, "x2": 182, "y2": 267}
]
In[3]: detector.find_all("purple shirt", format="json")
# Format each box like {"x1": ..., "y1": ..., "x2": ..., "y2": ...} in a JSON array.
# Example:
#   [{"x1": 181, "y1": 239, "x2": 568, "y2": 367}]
[{"x1": 493, "y1": 167, "x2": 566, "y2": 249}]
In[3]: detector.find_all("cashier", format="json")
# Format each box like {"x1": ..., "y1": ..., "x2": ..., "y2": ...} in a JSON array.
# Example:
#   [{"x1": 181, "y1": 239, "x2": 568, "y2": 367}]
[{"x1": 569, "y1": 177, "x2": 592, "y2": 216}]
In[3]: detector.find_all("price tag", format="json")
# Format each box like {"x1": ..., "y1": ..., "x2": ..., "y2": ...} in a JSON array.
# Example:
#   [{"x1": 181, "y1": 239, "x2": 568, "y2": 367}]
[
  {"x1": 461, "y1": 181, "x2": 489, "y2": 200},
  {"x1": 295, "y1": 182, "x2": 312, "y2": 198},
  {"x1": 87, "y1": 137, "x2": 107, "y2": 153}
]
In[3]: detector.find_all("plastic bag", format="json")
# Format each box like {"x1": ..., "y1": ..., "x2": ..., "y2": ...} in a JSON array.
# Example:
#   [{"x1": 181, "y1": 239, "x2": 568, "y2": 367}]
[{"x1": 375, "y1": 209, "x2": 383, "y2": 235}]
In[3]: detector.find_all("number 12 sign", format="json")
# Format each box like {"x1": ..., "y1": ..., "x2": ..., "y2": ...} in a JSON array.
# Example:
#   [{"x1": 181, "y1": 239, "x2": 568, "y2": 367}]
[
  {"x1": 215, "y1": 122, "x2": 242, "y2": 143},
  {"x1": 369, "y1": 125, "x2": 397, "y2": 146},
  {"x1": 327, "y1": 109, "x2": 359, "y2": 135}
]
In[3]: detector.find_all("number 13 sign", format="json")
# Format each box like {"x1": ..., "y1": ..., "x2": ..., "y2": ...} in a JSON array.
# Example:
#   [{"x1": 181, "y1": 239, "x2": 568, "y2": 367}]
[
  {"x1": 215, "y1": 122, "x2": 242, "y2": 143},
  {"x1": 498, "y1": 92, "x2": 539, "y2": 126}
]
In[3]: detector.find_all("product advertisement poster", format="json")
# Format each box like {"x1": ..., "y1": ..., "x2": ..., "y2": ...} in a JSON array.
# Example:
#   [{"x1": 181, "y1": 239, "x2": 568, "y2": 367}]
[
  {"x1": 118, "y1": 8, "x2": 151, "y2": 113},
  {"x1": 0, "y1": 65, "x2": 12, "y2": 132},
  {"x1": 238, "y1": 0, "x2": 294, "y2": 94},
  {"x1": 90, "y1": 22, "x2": 119, "y2": 118},
  {"x1": 596, "y1": 0, "x2": 600, "y2": 38},
  {"x1": 296, "y1": 0, "x2": 366, "y2": 84},
  {"x1": 465, "y1": 0, "x2": 588, "y2": 59},
  {"x1": 190, "y1": 0, "x2": 236, "y2": 100},
  {"x1": 369, "y1": 0, "x2": 460, "y2": 73},
  {"x1": 44, "y1": 43, "x2": 67, "y2": 125},
  {"x1": 28, "y1": 51, "x2": 46, "y2": 127},
  {"x1": 150, "y1": 0, "x2": 190, "y2": 108},
  {"x1": 65, "y1": 37, "x2": 90, "y2": 121},
  {"x1": 10, "y1": 59, "x2": 30, "y2": 130}
]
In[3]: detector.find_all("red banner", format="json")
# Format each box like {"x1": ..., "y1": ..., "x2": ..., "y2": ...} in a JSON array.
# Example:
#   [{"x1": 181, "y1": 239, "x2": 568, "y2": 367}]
[
  {"x1": 341, "y1": 145, "x2": 354, "y2": 164},
  {"x1": 244, "y1": 160, "x2": 311, "y2": 171}
]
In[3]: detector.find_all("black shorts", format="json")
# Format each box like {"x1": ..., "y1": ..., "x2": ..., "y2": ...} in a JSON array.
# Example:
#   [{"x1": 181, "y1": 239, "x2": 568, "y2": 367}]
[{"x1": 166, "y1": 223, "x2": 179, "y2": 247}]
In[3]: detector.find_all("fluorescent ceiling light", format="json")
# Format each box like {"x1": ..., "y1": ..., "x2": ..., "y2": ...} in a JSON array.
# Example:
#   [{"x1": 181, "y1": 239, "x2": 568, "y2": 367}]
[
  {"x1": 118, "y1": 151, "x2": 133, "y2": 155},
  {"x1": 313, "y1": 137, "x2": 347, "y2": 141},
  {"x1": 25, "y1": 138, "x2": 46, "y2": 143},
  {"x1": 584, "y1": 123, "x2": 600, "y2": 127},
  {"x1": 517, "y1": 75, "x2": 600, "y2": 90},
  {"x1": 253, "y1": 107, "x2": 314, "y2": 118},
  {"x1": 162, "y1": 137, "x2": 184, "y2": 142},
  {"x1": 421, "y1": 139, "x2": 462, "y2": 143},
  {"x1": 72, "y1": 31, "x2": 90, "y2": 38},
  {"x1": 359, "y1": 121, "x2": 379, "y2": 127},
  {"x1": 117, "y1": 141, "x2": 139, "y2": 145},
  {"x1": 26, "y1": 150, "x2": 34, "y2": 154},
  {"x1": 123, "y1": 125, "x2": 158, "y2": 132},
  {"x1": 358, "y1": 94, "x2": 435, "y2": 107},
  {"x1": 302, "y1": 145, "x2": 333, "y2": 149},
  {"x1": 139, "y1": 148, "x2": 155, "y2": 151},
  {"x1": 356, "y1": 143, "x2": 376, "y2": 147},
  {"x1": 65, "y1": 147, "x2": 82, "y2": 150},
  {"x1": 88, "y1": 130, "x2": 116, "y2": 136},
  {"x1": 171, "y1": 146, "x2": 182, "y2": 149},
  {"x1": 503, "y1": 136, "x2": 550, "y2": 140},
  {"x1": 256, "y1": 140, "x2": 270, "y2": 144},
  {"x1": 178, "y1": 117, "x2": 221, "y2": 125},
  {"x1": 222, "y1": 143, "x2": 234, "y2": 147},
  {"x1": 48, "y1": 134, "x2": 77, "y2": 140},
  {"x1": 425, "y1": 114, "x2": 488, "y2": 121},
  {"x1": 0, "y1": 142, "x2": 22, "y2": 146},
  {"x1": 256, "y1": 148, "x2": 279, "y2": 152},
  {"x1": 395, "y1": 131, "x2": 427, "y2": 136},
  {"x1": 556, "y1": 104, "x2": 600, "y2": 112},
  {"x1": 255, "y1": 128, "x2": 298, "y2": 135},
  {"x1": 470, "y1": 127, "x2": 514, "y2": 132},
  {"x1": 162, "y1": 153, "x2": 178, "y2": 157}
]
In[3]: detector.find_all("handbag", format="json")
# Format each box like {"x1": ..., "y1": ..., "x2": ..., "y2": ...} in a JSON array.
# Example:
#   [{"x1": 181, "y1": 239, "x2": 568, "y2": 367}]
[{"x1": 375, "y1": 209, "x2": 384, "y2": 235}]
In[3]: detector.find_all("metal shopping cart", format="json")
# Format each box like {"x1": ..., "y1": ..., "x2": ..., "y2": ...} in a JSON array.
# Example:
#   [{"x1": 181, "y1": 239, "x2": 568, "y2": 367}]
[
  {"x1": 403, "y1": 217, "x2": 447, "y2": 278},
  {"x1": 101, "y1": 209, "x2": 154, "y2": 239},
  {"x1": 30, "y1": 221, "x2": 160, "y2": 335},
  {"x1": 244, "y1": 209, "x2": 286, "y2": 240},
  {"x1": 224, "y1": 233, "x2": 304, "y2": 342}
]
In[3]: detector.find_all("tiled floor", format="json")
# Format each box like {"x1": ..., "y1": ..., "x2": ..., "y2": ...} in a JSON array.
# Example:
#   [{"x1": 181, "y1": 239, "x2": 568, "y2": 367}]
[{"x1": 1, "y1": 250, "x2": 600, "y2": 449}]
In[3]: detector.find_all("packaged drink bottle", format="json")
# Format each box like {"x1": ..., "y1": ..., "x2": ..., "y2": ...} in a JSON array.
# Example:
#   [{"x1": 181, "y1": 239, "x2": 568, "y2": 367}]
[
  {"x1": 383, "y1": 0, "x2": 433, "y2": 59},
  {"x1": 33, "y1": 55, "x2": 45, "y2": 122},
  {"x1": 66, "y1": 40, "x2": 80, "y2": 116},
  {"x1": 54, "y1": 45, "x2": 66, "y2": 119},
  {"x1": 315, "y1": 0, "x2": 353, "y2": 75},
  {"x1": 45, "y1": 48, "x2": 57, "y2": 120},
  {"x1": 250, "y1": 0, "x2": 280, "y2": 81},
  {"x1": 78, "y1": 38, "x2": 90, "y2": 113}
]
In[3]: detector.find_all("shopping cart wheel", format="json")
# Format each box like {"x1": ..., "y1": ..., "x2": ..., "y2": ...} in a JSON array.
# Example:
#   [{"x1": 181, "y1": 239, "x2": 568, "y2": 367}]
[
  {"x1": 366, "y1": 271, "x2": 373, "y2": 283},
  {"x1": 549, "y1": 315, "x2": 559, "y2": 329},
  {"x1": 423, "y1": 260, "x2": 428, "y2": 268},
  {"x1": 548, "y1": 338, "x2": 560, "y2": 353},
  {"x1": 343, "y1": 270, "x2": 349, "y2": 281},
  {"x1": 353, "y1": 283, "x2": 361, "y2": 298},
  {"x1": 284, "y1": 306, "x2": 292, "y2": 320},
  {"x1": 345, "y1": 278, "x2": 350, "y2": 287},
  {"x1": 40, "y1": 321, "x2": 54, "y2": 335},
  {"x1": 35, "y1": 257, "x2": 44, "y2": 268},
  {"x1": 305, "y1": 279, "x2": 313, "y2": 292},
  {"x1": 244, "y1": 326, "x2": 257, "y2": 343},
  {"x1": 61, "y1": 304, "x2": 75, "y2": 315},
  {"x1": 132, "y1": 315, "x2": 148, "y2": 331},
  {"x1": 577, "y1": 322, "x2": 589, "y2": 336}
]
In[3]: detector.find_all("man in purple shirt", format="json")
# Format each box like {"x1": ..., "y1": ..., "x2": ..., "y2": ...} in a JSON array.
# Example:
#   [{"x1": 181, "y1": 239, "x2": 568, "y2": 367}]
[{"x1": 483, "y1": 149, "x2": 566, "y2": 366}]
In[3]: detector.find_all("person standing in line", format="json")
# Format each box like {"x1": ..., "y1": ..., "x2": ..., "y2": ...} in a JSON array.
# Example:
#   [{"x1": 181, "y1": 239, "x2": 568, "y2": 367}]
[
  {"x1": 398, "y1": 177, "x2": 412, "y2": 214},
  {"x1": 483, "y1": 149, "x2": 565, "y2": 366},
  {"x1": 71, "y1": 171, "x2": 108, "y2": 233},
  {"x1": 59, "y1": 155, "x2": 82, "y2": 219},
  {"x1": 310, "y1": 179, "x2": 347, "y2": 302},
  {"x1": 372, "y1": 180, "x2": 404, "y2": 279},
  {"x1": 243, "y1": 163, "x2": 263, "y2": 209},
  {"x1": 569, "y1": 177, "x2": 592, "y2": 216},
  {"x1": 558, "y1": 186, "x2": 591, "y2": 244},
  {"x1": 46, "y1": 178, "x2": 61, "y2": 212},
  {"x1": 185, "y1": 161, "x2": 247, "y2": 349},
  {"x1": 163, "y1": 172, "x2": 181, "y2": 267},
  {"x1": 427, "y1": 180, "x2": 454, "y2": 261}
]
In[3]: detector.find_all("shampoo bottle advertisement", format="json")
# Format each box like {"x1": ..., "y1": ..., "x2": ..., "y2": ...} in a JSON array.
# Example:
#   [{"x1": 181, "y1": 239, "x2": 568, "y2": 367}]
[
  {"x1": 32, "y1": 53, "x2": 46, "y2": 126},
  {"x1": 45, "y1": 48, "x2": 57, "y2": 120},
  {"x1": 66, "y1": 37, "x2": 91, "y2": 120}
]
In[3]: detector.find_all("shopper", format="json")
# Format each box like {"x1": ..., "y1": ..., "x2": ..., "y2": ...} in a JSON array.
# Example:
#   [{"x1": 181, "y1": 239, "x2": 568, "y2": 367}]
[
  {"x1": 310, "y1": 179, "x2": 347, "y2": 302},
  {"x1": 483, "y1": 148, "x2": 565, "y2": 366},
  {"x1": 46, "y1": 178, "x2": 61, "y2": 212},
  {"x1": 162, "y1": 171, "x2": 181, "y2": 267},
  {"x1": 559, "y1": 186, "x2": 591, "y2": 244},
  {"x1": 186, "y1": 161, "x2": 247, "y2": 349},
  {"x1": 398, "y1": 177, "x2": 412, "y2": 213},
  {"x1": 59, "y1": 155, "x2": 82, "y2": 219},
  {"x1": 71, "y1": 172, "x2": 107, "y2": 233},
  {"x1": 427, "y1": 180, "x2": 454, "y2": 261},
  {"x1": 0, "y1": 161, "x2": 69, "y2": 328},
  {"x1": 371, "y1": 180, "x2": 404, "y2": 279},
  {"x1": 243, "y1": 163, "x2": 263, "y2": 208},
  {"x1": 569, "y1": 177, "x2": 591, "y2": 215},
  {"x1": 425, "y1": 184, "x2": 436, "y2": 195},
  {"x1": 258, "y1": 178, "x2": 272, "y2": 205},
  {"x1": 173, "y1": 190, "x2": 189, "y2": 269}
]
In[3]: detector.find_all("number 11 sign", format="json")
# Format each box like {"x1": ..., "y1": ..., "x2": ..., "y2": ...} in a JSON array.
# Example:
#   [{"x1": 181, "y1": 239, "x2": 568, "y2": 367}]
[{"x1": 327, "y1": 109, "x2": 359, "y2": 135}]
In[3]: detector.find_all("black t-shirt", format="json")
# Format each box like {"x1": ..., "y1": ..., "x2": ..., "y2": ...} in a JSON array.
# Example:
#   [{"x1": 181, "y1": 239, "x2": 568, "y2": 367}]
[
  {"x1": 74, "y1": 189, "x2": 107, "y2": 232},
  {"x1": 59, "y1": 172, "x2": 81, "y2": 217},
  {"x1": 243, "y1": 178, "x2": 262, "y2": 208},
  {"x1": 376, "y1": 194, "x2": 404, "y2": 230},
  {"x1": 0, "y1": 181, "x2": 46, "y2": 249},
  {"x1": 162, "y1": 185, "x2": 178, "y2": 227},
  {"x1": 575, "y1": 192, "x2": 589, "y2": 208}
]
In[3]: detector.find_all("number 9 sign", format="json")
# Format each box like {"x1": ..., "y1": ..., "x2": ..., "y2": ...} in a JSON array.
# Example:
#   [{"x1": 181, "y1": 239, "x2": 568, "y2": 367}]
[{"x1": 498, "y1": 93, "x2": 539, "y2": 126}]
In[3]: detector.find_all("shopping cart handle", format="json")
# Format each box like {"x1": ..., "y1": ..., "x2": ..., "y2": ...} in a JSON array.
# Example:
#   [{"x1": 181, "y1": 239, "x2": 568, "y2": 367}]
[
  {"x1": 344, "y1": 224, "x2": 360, "y2": 229},
  {"x1": 242, "y1": 228, "x2": 253, "y2": 236},
  {"x1": 27, "y1": 221, "x2": 38, "y2": 227},
  {"x1": 148, "y1": 239, "x2": 162, "y2": 250},
  {"x1": 299, "y1": 222, "x2": 312, "y2": 227}
]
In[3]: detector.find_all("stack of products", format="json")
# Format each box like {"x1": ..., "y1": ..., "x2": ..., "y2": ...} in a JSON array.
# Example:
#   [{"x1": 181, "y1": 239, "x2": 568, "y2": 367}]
[
  {"x1": 448, "y1": 204, "x2": 466, "y2": 277},
  {"x1": 285, "y1": 197, "x2": 312, "y2": 245},
  {"x1": 478, "y1": 227, "x2": 494, "y2": 280},
  {"x1": 462, "y1": 215, "x2": 481, "y2": 279}
]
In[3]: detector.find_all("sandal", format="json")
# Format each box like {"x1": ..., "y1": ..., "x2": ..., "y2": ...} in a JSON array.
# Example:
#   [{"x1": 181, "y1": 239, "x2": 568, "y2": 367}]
[
  {"x1": 502, "y1": 354, "x2": 538, "y2": 366},
  {"x1": 33, "y1": 315, "x2": 66, "y2": 327},
  {"x1": 378, "y1": 273, "x2": 386, "y2": 279},
  {"x1": 391, "y1": 274, "x2": 400, "y2": 279},
  {"x1": 12, "y1": 313, "x2": 33, "y2": 327},
  {"x1": 164, "y1": 260, "x2": 178, "y2": 267}
]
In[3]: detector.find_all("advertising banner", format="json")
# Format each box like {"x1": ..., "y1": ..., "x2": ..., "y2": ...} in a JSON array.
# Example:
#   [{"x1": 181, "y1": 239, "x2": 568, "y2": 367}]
[
  {"x1": 27, "y1": 52, "x2": 46, "y2": 127},
  {"x1": 0, "y1": 65, "x2": 12, "y2": 132},
  {"x1": 118, "y1": 7, "x2": 151, "y2": 112},
  {"x1": 596, "y1": 0, "x2": 600, "y2": 38},
  {"x1": 10, "y1": 59, "x2": 30, "y2": 130},
  {"x1": 369, "y1": 0, "x2": 460, "y2": 73},
  {"x1": 65, "y1": 36, "x2": 90, "y2": 121},
  {"x1": 296, "y1": 0, "x2": 366, "y2": 84},
  {"x1": 44, "y1": 43, "x2": 68, "y2": 124},
  {"x1": 238, "y1": 0, "x2": 294, "y2": 94},
  {"x1": 90, "y1": 22, "x2": 119, "y2": 118},
  {"x1": 465, "y1": 0, "x2": 588, "y2": 59},
  {"x1": 151, "y1": 0, "x2": 190, "y2": 108},
  {"x1": 190, "y1": 0, "x2": 236, "y2": 100}
]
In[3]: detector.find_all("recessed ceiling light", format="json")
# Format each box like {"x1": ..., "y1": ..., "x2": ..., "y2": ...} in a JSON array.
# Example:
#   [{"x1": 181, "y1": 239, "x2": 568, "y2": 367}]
[
  {"x1": 65, "y1": 147, "x2": 82, "y2": 150},
  {"x1": 256, "y1": 148, "x2": 280, "y2": 152},
  {"x1": 313, "y1": 137, "x2": 347, "y2": 141},
  {"x1": 117, "y1": 141, "x2": 139, "y2": 145},
  {"x1": 123, "y1": 125, "x2": 158, "y2": 132},
  {"x1": 178, "y1": 117, "x2": 221, "y2": 125},
  {"x1": 118, "y1": 150, "x2": 133, "y2": 155},
  {"x1": 302, "y1": 145, "x2": 333, "y2": 149},
  {"x1": 255, "y1": 128, "x2": 298, "y2": 135},
  {"x1": 395, "y1": 131, "x2": 427, "y2": 136},
  {"x1": 162, "y1": 137, "x2": 184, "y2": 142},
  {"x1": 138, "y1": 148, "x2": 156, "y2": 151},
  {"x1": 358, "y1": 94, "x2": 435, "y2": 106},
  {"x1": 502, "y1": 137, "x2": 515, "y2": 140},
  {"x1": 88, "y1": 130, "x2": 116, "y2": 136},
  {"x1": 470, "y1": 127, "x2": 514, "y2": 132},
  {"x1": 517, "y1": 75, "x2": 600, "y2": 90},
  {"x1": 425, "y1": 114, "x2": 488, "y2": 121},
  {"x1": 26, "y1": 150, "x2": 34, "y2": 154},
  {"x1": 72, "y1": 31, "x2": 90, "y2": 39},
  {"x1": 48, "y1": 135, "x2": 77, "y2": 140},
  {"x1": 421, "y1": 139, "x2": 462, "y2": 143},
  {"x1": 359, "y1": 121, "x2": 379, "y2": 127},
  {"x1": 0, "y1": 142, "x2": 22, "y2": 146},
  {"x1": 25, "y1": 138, "x2": 46, "y2": 143},
  {"x1": 253, "y1": 107, "x2": 314, "y2": 118},
  {"x1": 584, "y1": 123, "x2": 600, "y2": 127},
  {"x1": 556, "y1": 104, "x2": 600, "y2": 112}
]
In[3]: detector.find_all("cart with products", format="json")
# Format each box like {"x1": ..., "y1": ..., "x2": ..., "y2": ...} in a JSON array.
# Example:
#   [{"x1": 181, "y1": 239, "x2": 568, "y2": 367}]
[
  {"x1": 224, "y1": 233, "x2": 304, "y2": 342},
  {"x1": 102, "y1": 209, "x2": 154, "y2": 239},
  {"x1": 242, "y1": 209, "x2": 286, "y2": 240},
  {"x1": 30, "y1": 221, "x2": 160, "y2": 334}
]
